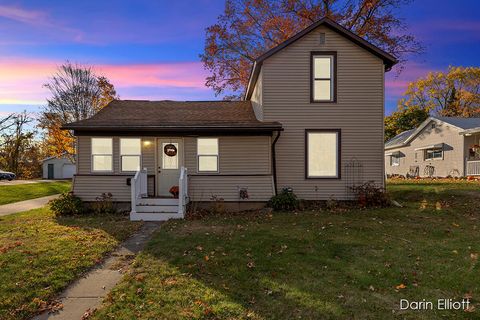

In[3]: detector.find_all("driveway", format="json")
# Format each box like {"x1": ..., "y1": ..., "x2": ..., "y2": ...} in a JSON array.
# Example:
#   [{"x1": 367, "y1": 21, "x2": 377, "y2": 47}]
[{"x1": 0, "y1": 195, "x2": 59, "y2": 217}]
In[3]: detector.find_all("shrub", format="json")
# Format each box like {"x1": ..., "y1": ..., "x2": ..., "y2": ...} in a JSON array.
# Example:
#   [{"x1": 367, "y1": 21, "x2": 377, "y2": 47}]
[
  {"x1": 210, "y1": 195, "x2": 225, "y2": 214},
  {"x1": 350, "y1": 182, "x2": 390, "y2": 208},
  {"x1": 49, "y1": 192, "x2": 85, "y2": 216},
  {"x1": 268, "y1": 189, "x2": 299, "y2": 211},
  {"x1": 92, "y1": 192, "x2": 117, "y2": 214}
]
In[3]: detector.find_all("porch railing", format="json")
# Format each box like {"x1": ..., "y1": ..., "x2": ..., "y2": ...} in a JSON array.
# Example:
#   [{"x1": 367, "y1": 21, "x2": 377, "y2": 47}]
[
  {"x1": 467, "y1": 160, "x2": 480, "y2": 176},
  {"x1": 131, "y1": 169, "x2": 147, "y2": 212},
  {"x1": 178, "y1": 166, "x2": 189, "y2": 215}
]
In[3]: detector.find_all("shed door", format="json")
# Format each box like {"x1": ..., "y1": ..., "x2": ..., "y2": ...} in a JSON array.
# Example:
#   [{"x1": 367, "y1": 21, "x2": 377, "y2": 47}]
[{"x1": 47, "y1": 164, "x2": 54, "y2": 179}]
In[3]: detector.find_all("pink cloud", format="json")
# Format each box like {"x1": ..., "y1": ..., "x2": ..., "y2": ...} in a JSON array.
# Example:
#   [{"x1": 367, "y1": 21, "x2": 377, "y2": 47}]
[
  {"x1": 0, "y1": 58, "x2": 210, "y2": 104},
  {"x1": 412, "y1": 19, "x2": 480, "y2": 42},
  {"x1": 385, "y1": 62, "x2": 441, "y2": 97},
  {"x1": 0, "y1": 5, "x2": 47, "y2": 25}
]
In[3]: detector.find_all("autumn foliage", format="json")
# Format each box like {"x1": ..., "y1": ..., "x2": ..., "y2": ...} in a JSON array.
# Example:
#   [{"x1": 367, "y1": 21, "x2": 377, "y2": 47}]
[
  {"x1": 385, "y1": 66, "x2": 480, "y2": 141},
  {"x1": 201, "y1": 0, "x2": 422, "y2": 98},
  {"x1": 40, "y1": 62, "x2": 118, "y2": 159}
]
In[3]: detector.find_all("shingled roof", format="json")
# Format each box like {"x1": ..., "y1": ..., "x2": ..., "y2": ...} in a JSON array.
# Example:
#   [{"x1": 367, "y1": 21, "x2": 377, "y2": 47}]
[{"x1": 63, "y1": 100, "x2": 282, "y2": 133}]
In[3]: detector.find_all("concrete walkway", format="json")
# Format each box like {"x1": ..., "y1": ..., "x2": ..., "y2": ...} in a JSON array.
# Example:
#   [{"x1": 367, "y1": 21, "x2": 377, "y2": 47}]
[
  {"x1": 0, "y1": 195, "x2": 60, "y2": 217},
  {"x1": 34, "y1": 222, "x2": 161, "y2": 320}
]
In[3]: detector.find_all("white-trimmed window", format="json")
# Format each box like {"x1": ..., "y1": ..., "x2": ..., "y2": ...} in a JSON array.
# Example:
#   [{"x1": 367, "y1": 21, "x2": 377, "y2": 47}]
[
  {"x1": 197, "y1": 138, "x2": 219, "y2": 172},
  {"x1": 312, "y1": 53, "x2": 335, "y2": 102},
  {"x1": 390, "y1": 154, "x2": 400, "y2": 166},
  {"x1": 306, "y1": 130, "x2": 340, "y2": 178},
  {"x1": 91, "y1": 138, "x2": 113, "y2": 172},
  {"x1": 425, "y1": 148, "x2": 443, "y2": 160},
  {"x1": 120, "y1": 138, "x2": 141, "y2": 172}
]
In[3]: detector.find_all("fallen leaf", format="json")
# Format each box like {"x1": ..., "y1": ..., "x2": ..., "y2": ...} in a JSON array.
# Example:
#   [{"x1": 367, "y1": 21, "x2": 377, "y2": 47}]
[{"x1": 395, "y1": 284, "x2": 406, "y2": 290}]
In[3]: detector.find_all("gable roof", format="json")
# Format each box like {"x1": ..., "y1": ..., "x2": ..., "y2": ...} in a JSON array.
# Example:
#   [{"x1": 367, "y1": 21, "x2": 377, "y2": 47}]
[
  {"x1": 385, "y1": 116, "x2": 480, "y2": 150},
  {"x1": 434, "y1": 117, "x2": 480, "y2": 130},
  {"x1": 385, "y1": 129, "x2": 415, "y2": 149},
  {"x1": 245, "y1": 17, "x2": 398, "y2": 100},
  {"x1": 63, "y1": 100, "x2": 282, "y2": 133}
]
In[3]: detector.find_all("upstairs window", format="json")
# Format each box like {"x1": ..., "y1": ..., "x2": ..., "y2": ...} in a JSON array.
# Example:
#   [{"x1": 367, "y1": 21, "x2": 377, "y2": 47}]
[
  {"x1": 197, "y1": 138, "x2": 219, "y2": 172},
  {"x1": 425, "y1": 148, "x2": 443, "y2": 160},
  {"x1": 120, "y1": 138, "x2": 141, "y2": 172},
  {"x1": 91, "y1": 138, "x2": 113, "y2": 172},
  {"x1": 311, "y1": 52, "x2": 336, "y2": 102}
]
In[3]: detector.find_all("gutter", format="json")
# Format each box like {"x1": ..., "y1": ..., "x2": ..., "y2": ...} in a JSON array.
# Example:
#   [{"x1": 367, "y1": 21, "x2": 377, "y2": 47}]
[{"x1": 271, "y1": 130, "x2": 282, "y2": 195}]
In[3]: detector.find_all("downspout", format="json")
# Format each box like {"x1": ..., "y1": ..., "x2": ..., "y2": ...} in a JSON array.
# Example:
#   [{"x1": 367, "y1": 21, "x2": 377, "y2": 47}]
[{"x1": 271, "y1": 130, "x2": 282, "y2": 195}]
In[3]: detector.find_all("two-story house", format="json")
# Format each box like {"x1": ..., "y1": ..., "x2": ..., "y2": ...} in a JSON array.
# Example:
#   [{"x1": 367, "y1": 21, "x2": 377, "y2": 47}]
[{"x1": 64, "y1": 17, "x2": 398, "y2": 221}]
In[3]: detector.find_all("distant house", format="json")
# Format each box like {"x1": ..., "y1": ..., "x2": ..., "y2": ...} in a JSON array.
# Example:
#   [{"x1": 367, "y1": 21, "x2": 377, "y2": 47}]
[
  {"x1": 62, "y1": 17, "x2": 398, "y2": 221},
  {"x1": 385, "y1": 117, "x2": 480, "y2": 178},
  {"x1": 42, "y1": 156, "x2": 76, "y2": 179}
]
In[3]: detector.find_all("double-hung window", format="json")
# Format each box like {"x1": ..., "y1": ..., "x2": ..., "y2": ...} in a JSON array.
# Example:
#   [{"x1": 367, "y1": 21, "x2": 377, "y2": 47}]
[
  {"x1": 120, "y1": 138, "x2": 141, "y2": 172},
  {"x1": 197, "y1": 138, "x2": 219, "y2": 172},
  {"x1": 91, "y1": 138, "x2": 113, "y2": 172},
  {"x1": 391, "y1": 155, "x2": 400, "y2": 166},
  {"x1": 306, "y1": 130, "x2": 340, "y2": 178},
  {"x1": 311, "y1": 52, "x2": 336, "y2": 102},
  {"x1": 425, "y1": 148, "x2": 443, "y2": 160}
]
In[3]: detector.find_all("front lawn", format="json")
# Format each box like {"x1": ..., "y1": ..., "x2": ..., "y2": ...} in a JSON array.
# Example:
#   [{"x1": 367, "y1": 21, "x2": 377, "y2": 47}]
[
  {"x1": 93, "y1": 181, "x2": 479, "y2": 319},
  {"x1": 0, "y1": 181, "x2": 71, "y2": 205},
  {"x1": 0, "y1": 208, "x2": 142, "y2": 319}
]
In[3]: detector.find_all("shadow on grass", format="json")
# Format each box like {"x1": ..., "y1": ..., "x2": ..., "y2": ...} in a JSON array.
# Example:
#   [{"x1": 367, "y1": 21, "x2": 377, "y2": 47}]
[{"x1": 55, "y1": 212, "x2": 142, "y2": 242}]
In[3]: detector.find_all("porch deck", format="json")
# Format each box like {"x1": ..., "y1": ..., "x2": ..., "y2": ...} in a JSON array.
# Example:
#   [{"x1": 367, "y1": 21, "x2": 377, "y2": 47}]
[
  {"x1": 467, "y1": 160, "x2": 480, "y2": 176},
  {"x1": 130, "y1": 167, "x2": 189, "y2": 221}
]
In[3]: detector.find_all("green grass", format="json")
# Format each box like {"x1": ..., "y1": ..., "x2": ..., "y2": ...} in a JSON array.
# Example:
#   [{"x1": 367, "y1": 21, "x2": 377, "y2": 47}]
[
  {"x1": 0, "y1": 181, "x2": 72, "y2": 205},
  {"x1": 0, "y1": 208, "x2": 142, "y2": 319},
  {"x1": 92, "y1": 181, "x2": 480, "y2": 319}
]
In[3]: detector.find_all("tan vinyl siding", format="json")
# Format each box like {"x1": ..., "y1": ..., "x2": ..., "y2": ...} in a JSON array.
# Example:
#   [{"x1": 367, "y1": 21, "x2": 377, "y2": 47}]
[
  {"x1": 77, "y1": 136, "x2": 90, "y2": 174},
  {"x1": 251, "y1": 68, "x2": 264, "y2": 121},
  {"x1": 189, "y1": 175, "x2": 274, "y2": 201},
  {"x1": 141, "y1": 137, "x2": 156, "y2": 173},
  {"x1": 184, "y1": 136, "x2": 271, "y2": 175},
  {"x1": 74, "y1": 135, "x2": 273, "y2": 202},
  {"x1": 385, "y1": 120, "x2": 466, "y2": 177},
  {"x1": 262, "y1": 25, "x2": 385, "y2": 199},
  {"x1": 73, "y1": 175, "x2": 132, "y2": 201}
]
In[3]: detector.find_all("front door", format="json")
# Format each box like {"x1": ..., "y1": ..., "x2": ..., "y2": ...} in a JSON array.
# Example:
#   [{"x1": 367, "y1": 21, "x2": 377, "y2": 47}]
[
  {"x1": 47, "y1": 164, "x2": 54, "y2": 179},
  {"x1": 157, "y1": 138, "x2": 183, "y2": 197}
]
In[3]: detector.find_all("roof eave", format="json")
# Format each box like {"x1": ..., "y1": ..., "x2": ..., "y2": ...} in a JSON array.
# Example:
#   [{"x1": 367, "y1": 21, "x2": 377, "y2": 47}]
[{"x1": 64, "y1": 124, "x2": 283, "y2": 134}]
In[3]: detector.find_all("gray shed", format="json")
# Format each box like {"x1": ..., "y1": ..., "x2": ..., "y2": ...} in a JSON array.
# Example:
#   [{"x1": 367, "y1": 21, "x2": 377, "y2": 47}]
[{"x1": 42, "y1": 156, "x2": 76, "y2": 179}]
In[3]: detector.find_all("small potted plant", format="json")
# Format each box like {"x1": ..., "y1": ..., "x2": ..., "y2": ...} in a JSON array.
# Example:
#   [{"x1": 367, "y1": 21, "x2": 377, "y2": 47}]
[{"x1": 169, "y1": 186, "x2": 179, "y2": 198}]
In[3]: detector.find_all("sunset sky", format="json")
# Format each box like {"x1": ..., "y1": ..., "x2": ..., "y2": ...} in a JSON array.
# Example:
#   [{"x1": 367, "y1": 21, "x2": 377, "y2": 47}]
[{"x1": 0, "y1": 0, "x2": 479, "y2": 117}]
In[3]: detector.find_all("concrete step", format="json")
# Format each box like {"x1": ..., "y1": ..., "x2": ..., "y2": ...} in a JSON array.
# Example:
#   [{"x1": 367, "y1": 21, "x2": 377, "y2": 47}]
[
  {"x1": 130, "y1": 211, "x2": 184, "y2": 221},
  {"x1": 135, "y1": 205, "x2": 178, "y2": 213},
  {"x1": 137, "y1": 198, "x2": 178, "y2": 206}
]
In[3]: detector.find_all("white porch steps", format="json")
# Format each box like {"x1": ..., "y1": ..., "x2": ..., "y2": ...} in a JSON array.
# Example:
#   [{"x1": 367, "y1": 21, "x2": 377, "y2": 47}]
[{"x1": 130, "y1": 198, "x2": 183, "y2": 221}]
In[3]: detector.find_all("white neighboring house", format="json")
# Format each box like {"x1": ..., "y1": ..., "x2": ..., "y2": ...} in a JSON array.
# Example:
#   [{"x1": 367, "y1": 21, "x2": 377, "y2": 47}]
[
  {"x1": 42, "y1": 156, "x2": 76, "y2": 179},
  {"x1": 385, "y1": 117, "x2": 480, "y2": 177}
]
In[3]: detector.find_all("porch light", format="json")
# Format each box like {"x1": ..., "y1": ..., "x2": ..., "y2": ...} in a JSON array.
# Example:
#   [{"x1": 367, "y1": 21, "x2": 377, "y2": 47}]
[{"x1": 143, "y1": 140, "x2": 152, "y2": 146}]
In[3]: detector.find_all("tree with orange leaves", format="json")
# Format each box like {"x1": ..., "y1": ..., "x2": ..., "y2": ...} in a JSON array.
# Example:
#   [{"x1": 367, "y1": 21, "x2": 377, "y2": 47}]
[
  {"x1": 40, "y1": 62, "x2": 118, "y2": 161},
  {"x1": 201, "y1": 0, "x2": 423, "y2": 99}
]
